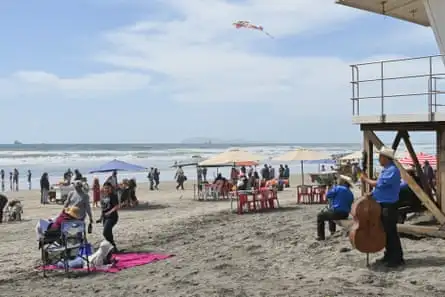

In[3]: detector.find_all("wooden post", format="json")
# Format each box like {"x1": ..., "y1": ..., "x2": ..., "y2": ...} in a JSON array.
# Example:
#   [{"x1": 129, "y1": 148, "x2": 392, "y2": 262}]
[
  {"x1": 437, "y1": 127, "x2": 445, "y2": 211},
  {"x1": 363, "y1": 130, "x2": 373, "y2": 195},
  {"x1": 401, "y1": 131, "x2": 433, "y2": 198},
  {"x1": 391, "y1": 131, "x2": 403, "y2": 151},
  {"x1": 364, "y1": 130, "x2": 445, "y2": 225}
]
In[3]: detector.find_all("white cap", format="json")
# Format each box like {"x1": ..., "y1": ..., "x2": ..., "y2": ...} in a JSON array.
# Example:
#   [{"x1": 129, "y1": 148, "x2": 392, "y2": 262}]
[
  {"x1": 378, "y1": 146, "x2": 395, "y2": 159},
  {"x1": 339, "y1": 175, "x2": 354, "y2": 187}
]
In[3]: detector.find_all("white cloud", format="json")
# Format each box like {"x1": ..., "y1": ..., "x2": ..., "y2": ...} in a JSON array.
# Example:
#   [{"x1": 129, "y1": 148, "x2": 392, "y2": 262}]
[
  {"x1": 91, "y1": 0, "x2": 364, "y2": 110},
  {"x1": 0, "y1": 71, "x2": 151, "y2": 99},
  {"x1": 0, "y1": 0, "x2": 439, "y2": 117}
]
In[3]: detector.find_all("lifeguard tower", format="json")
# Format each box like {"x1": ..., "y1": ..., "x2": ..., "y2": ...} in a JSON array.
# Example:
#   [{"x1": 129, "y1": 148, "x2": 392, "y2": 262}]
[{"x1": 336, "y1": 0, "x2": 445, "y2": 236}]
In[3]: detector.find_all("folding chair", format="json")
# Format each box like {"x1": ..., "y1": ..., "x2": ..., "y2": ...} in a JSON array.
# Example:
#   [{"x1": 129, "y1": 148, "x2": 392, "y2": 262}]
[{"x1": 40, "y1": 220, "x2": 90, "y2": 277}]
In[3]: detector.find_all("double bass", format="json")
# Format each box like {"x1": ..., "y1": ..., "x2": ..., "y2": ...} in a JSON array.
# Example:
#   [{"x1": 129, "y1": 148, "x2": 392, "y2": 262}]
[{"x1": 348, "y1": 151, "x2": 386, "y2": 265}]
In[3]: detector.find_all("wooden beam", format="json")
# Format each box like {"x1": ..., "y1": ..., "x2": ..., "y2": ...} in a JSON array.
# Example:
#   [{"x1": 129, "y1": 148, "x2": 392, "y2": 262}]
[
  {"x1": 438, "y1": 128, "x2": 445, "y2": 211},
  {"x1": 401, "y1": 131, "x2": 433, "y2": 198},
  {"x1": 361, "y1": 122, "x2": 444, "y2": 132},
  {"x1": 336, "y1": 220, "x2": 445, "y2": 239},
  {"x1": 362, "y1": 131, "x2": 373, "y2": 195},
  {"x1": 364, "y1": 130, "x2": 445, "y2": 225},
  {"x1": 391, "y1": 131, "x2": 403, "y2": 151}
]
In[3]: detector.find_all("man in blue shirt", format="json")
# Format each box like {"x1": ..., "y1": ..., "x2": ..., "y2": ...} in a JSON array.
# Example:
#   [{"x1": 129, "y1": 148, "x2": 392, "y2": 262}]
[
  {"x1": 317, "y1": 175, "x2": 354, "y2": 240},
  {"x1": 360, "y1": 146, "x2": 404, "y2": 268}
]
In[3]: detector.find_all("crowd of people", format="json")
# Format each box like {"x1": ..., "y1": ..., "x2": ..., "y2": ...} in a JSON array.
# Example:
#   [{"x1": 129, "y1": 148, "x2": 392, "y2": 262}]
[
  {"x1": 0, "y1": 168, "x2": 32, "y2": 192},
  {"x1": 37, "y1": 169, "x2": 137, "y2": 254}
]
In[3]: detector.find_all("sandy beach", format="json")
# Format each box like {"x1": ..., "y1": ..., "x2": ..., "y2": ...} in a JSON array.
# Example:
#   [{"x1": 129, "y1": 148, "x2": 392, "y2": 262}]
[{"x1": 2, "y1": 175, "x2": 445, "y2": 297}]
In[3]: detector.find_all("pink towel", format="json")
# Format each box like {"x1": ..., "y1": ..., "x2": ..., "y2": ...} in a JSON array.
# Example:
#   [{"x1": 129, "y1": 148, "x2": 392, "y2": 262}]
[{"x1": 41, "y1": 252, "x2": 173, "y2": 273}]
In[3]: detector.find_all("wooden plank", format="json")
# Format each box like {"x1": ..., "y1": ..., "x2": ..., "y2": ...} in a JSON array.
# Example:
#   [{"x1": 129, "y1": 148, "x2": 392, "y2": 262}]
[
  {"x1": 362, "y1": 131, "x2": 373, "y2": 195},
  {"x1": 364, "y1": 130, "x2": 445, "y2": 225},
  {"x1": 360, "y1": 122, "x2": 445, "y2": 131},
  {"x1": 336, "y1": 220, "x2": 445, "y2": 239},
  {"x1": 438, "y1": 128, "x2": 445, "y2": 211},
  {"x1": 401, "y1": 131, "x2": 433, "y2": 198},
  {"x1": 391, "y1": 131, "x2": 403, "y2": 151}
]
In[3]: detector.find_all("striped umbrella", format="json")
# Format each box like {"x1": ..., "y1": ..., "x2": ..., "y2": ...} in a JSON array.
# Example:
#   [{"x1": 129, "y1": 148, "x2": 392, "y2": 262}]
[{"x1": 398, "y1": 152, "x2": 437, "y2": 167}]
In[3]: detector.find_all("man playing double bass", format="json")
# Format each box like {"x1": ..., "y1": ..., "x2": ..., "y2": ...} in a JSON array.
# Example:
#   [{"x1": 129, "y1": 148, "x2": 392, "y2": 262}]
[
  {"x1": 316, "y1": 175, "x2": 354, "y2": 241},
  {"x1": 360, "y1": 147, "x2": 405, "y2": 268}
]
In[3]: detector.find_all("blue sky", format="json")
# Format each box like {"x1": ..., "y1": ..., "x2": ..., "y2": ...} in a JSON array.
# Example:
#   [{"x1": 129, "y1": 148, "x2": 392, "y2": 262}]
[{"x1": 0, "y1": 0, "x2": 441, "y2": 143}]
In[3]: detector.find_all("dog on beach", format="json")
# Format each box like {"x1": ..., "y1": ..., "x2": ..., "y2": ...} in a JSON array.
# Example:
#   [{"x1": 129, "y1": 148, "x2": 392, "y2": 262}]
[{"x1": 6, "y1": 199, "x2": 23, "y2": 222}]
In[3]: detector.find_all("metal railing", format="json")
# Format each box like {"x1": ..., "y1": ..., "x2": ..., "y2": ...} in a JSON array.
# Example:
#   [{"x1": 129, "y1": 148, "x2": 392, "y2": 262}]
[{"x1": 351, "y1": 54, "x2": 445, "y2": 118}]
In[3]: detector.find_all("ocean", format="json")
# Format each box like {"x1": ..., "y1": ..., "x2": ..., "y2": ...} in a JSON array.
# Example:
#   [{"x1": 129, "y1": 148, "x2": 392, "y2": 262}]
[{"x1": 0, "y1": 142, "x2": 435, "y2": 191}]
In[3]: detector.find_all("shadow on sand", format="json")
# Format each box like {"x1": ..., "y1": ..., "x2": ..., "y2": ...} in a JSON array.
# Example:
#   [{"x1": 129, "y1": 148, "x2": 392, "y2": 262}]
[
  {"x1": 119, "y1": 202, "x2": 169, "y2": 211},
  {"x1": 367, "y1": 255, "x2": 445, "y2": 272},
  {"x1": 232, "y1": 205, "x2": 301, "y2": 215}
]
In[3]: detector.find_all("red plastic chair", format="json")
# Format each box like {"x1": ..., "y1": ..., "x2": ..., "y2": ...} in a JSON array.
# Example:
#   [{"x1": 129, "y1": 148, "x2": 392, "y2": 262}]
[
  {"x1": 265, "y1": 189, "x2": 279, "y2": 208},
  {"x1": 312, "y1": 186, "x2": 327, "y2": 204},
  {"x1": 237, "y1": 191, "x2": 257, "y2": 214},
  {"x1": 296, "y1": 185, "x2": 313, "y2": 204}
]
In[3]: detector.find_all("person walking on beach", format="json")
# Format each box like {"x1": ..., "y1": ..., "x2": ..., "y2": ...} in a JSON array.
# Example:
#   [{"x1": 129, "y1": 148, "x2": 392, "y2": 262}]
[
  {"x1": 40, "y1": 173, "x2": 50, "y2": 204},
  {"x1": 9, "y1": 172, "x2": 13, "y2": 191},
  {"x1": 0, "y1": 169, "x2": 4, "y2": 192},
  {"x1": 13, "y1": 168, "x2": 19, "y2": 191},
  {"x1": 154, "y1": 168, "x2": 160, "y2": 190},
  {"x1": 98, "y1": 182, "x2": 119, "y2": 251},
  {"x1": 175, "y1": 166, "x2": 185, "y2": 191},
  {"x1": 148, "y1": 168, "x2": 155, "y2": 191},
  {"x1": 27, "y1": 170, "x2": 32, "y2": 190},
  {"x1": 202, "y1": 167, "x2": 207, "y2": 182}
]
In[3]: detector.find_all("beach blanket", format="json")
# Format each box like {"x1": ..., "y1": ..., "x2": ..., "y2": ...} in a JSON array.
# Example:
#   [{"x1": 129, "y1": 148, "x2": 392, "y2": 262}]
[{"x1": 40, "y1": 252, "x2": 173, "y2": 273}]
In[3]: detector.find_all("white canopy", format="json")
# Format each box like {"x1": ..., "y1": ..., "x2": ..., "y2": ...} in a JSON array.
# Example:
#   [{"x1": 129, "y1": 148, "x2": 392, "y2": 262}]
[
  {"x1": 198, "y1": 148, "x2": 265, "y2": 167},
  {"x1": 340, "y1": 151, "x2": 363, "y2": 161},
  {"x1": 336, "y1": 0, "x2": 429, "y2": 26},
  {"x1": 273, "y1": 148, "x2": 331, "y2": 162},
  {"x1": 273, "y1": 149, "x2": 331, "y2": 185}
]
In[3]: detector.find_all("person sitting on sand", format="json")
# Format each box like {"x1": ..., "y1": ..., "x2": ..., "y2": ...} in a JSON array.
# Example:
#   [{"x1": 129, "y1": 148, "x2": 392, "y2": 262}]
[
  {"x1": 48, "y1": 206, "x2": 82, "y2": 231},
  {"x1": 316, "y1": 175, "x2": 354, "y2": 241},
  {"x1": 119, "y1": 179, "x2": 131, "y2": 207},
  {"x1": 128, "y1": 178, "x2": 138, "y2": 206}
]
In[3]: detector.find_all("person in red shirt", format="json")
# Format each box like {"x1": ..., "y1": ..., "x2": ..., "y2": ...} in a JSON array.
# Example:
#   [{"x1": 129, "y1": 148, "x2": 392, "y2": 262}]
[{"x1": 92, "y1": 177, "x2": 101, "y2": 208}]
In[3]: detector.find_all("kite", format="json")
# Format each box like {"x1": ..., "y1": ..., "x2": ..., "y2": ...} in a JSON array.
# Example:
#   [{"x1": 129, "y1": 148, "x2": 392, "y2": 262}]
[{"x1": 232, "y1": 21, "x2": 274, "y2": 38}]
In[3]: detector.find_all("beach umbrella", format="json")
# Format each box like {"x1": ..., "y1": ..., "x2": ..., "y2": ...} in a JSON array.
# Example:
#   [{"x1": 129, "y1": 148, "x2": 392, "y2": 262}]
[
  {"x1": 89, "y1": 159, "x2": 147, "y2": 173},
  {"x1": 198, "y1": 148, "x2": 265, "y2": 167},
  {"x1": 273, "y1": 148, "x2": 332, "y2": 185},
  {"x1": 398, "y1": 152, "x2": 436, "y2": 167},
  {"x1": 340, "y1": 151, "x2": 363, "y2": 161},
  {"x1": 171, "y1": 156, "x2": 205, "y2": 168}
]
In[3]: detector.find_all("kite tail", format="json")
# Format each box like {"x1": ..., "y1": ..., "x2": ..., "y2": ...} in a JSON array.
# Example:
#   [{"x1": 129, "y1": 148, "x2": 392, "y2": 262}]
[{"x1": 263, "y1": 31, "x2": 274, "y2": 38}]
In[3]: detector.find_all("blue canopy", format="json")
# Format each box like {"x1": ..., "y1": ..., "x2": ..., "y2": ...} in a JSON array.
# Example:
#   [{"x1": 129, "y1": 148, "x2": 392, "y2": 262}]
[{"x1": 89, "y1": 159, "x2": 147, "y2": 173}]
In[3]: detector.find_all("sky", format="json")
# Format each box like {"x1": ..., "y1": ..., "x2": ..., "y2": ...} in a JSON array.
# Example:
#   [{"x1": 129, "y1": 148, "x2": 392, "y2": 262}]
[{"x1": 0, "y1": 0, "x2": 442, "y2": 144}]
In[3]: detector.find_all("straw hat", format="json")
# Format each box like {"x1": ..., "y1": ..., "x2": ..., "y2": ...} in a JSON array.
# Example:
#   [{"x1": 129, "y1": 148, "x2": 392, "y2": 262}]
[
  {"x1": 64, "y1": 206, "x2": 81, "y2": 219},
  {"x1": 378, "y1": 147, "x2": 395, "y2": 159},
  {"x1": 339, "y1": 175, "x2": 354, "y2": 187}
]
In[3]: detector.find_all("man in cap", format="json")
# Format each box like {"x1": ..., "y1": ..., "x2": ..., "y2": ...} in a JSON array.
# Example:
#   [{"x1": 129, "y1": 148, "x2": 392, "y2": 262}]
[
  {"x1": 360, "y1": 146, "x2": 404, "y2": 268},
  {"x1": 316, "y1": 175, "x2": 354, "y2": 241}
]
